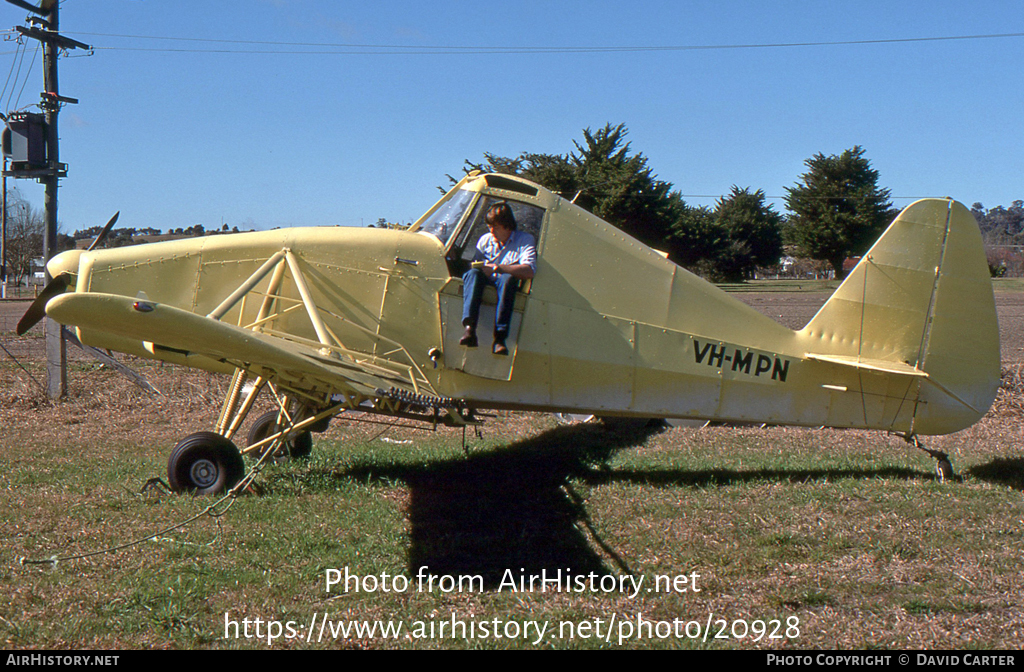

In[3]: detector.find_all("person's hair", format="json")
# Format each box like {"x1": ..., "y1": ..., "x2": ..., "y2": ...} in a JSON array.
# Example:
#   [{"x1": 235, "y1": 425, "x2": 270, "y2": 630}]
[{"x1": 485, "y1": 201, "x2": 517, "y2": 231}]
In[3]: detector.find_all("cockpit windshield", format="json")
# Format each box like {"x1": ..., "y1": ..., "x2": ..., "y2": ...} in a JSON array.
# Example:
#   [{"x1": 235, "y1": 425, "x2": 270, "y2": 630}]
[{"x1": 415, "y1": 189, "x2": 476, "y2": 246}]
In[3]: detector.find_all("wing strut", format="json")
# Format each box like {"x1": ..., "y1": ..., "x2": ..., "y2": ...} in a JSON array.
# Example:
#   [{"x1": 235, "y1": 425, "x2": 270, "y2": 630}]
[
  {"x1": 285, "y1": 250, "x2": 336, "y2": 356},
  {"x1": 207, "y1": 250, "x2": 288, "y2": 321},
  {"x1": 198, "y1": 247, "x2": 446, "y2": 456}
]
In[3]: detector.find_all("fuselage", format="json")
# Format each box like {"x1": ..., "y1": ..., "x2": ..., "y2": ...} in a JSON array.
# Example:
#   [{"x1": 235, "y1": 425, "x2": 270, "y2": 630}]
[{"x1": 47, "y1": 173, "x2": 998, "y2": 435}]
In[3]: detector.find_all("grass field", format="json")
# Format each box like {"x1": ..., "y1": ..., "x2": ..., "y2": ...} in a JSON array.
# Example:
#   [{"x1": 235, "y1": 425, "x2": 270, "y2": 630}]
[
  {"x1": 718, "y1": 279, "x2": 840, "y2": 293},
  {"x1": 993, "y1": 277, "x2": 1024, "y2": 293},
  {"x1": 722, "y1": 277, "x2": 1024, "y2": 294},
  {"x1": 1, "y1": 286, "x2": 1023, "y2": 650},
  {"x1": 1, "y1": 359, "x2": 1023, "y2": 650}
]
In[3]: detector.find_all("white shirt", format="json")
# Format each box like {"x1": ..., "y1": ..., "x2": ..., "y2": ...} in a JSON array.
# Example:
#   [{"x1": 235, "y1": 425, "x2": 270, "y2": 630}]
[{"x1": 473, "y1": 230, "x2": 537, "y2": 273}]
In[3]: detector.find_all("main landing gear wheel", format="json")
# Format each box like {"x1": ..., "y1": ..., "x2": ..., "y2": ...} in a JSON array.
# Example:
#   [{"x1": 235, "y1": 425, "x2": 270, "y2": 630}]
[
  {"x1": 167, "y1": 431, "x2": 245, "y2": 495},
  {"x1": 247, "y1": 411, "x2": 313, "y2": 459}
]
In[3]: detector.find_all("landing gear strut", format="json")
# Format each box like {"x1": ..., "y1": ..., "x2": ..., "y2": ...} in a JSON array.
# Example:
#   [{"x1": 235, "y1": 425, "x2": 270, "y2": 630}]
[
  {"x1": 247, "y1": 410, "x2": 314, "y2": 459},
  {"x1": 906, "y1": 435, "x2": 955, "y2": 482}
]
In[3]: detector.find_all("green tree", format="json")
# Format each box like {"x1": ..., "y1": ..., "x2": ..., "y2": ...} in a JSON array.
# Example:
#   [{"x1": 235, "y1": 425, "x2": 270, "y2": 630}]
[
  {"x1": 463, "y1": 124, "x2": 782, "y2": 278},
  {"x1": 668, "y1": 188, "x2": 782, "y2": 282},
  {"x1": 973, "y1": 200, "x2": 1024, "y2": 246},
  {"x1": 712, "y1": 186, "x2": 783, "y2": 281},
  {"x1": 669, "y1": 203, "x2": 725, "y2": 267},
  {"x1": 784, "y1": 146, "x2": 892, "y2": 280},
  {"x1": 567, "y1": 124, "x2": 679, "y2": 251},
  {"x1": 464, "y1": 123, "x2": 683, "y2": 255}
]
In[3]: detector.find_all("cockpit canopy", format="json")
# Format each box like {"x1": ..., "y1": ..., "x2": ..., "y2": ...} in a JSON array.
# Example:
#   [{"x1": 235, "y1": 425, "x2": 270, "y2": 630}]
[{"x1": 413, "y1": 175, "x2": 547, "y2": 277}]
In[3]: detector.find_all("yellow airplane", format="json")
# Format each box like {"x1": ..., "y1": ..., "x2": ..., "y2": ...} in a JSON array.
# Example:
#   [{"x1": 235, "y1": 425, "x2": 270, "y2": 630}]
[{"x1": 19, "y1": 171, "x2": 1000, "y2": 493}]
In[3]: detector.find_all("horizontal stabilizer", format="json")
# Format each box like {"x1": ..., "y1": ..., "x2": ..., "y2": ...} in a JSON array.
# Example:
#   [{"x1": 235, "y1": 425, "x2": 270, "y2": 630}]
[{"x1": 804, "y1": 353, "x2": 928, "y2": 378}]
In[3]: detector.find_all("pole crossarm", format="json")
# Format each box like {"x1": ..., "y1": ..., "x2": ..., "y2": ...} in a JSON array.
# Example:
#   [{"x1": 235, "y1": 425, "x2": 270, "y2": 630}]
[
  {"x1": 15, "y1": 25, "x2": 91, "y2": 51},
  {"x1": 4, "y1": 0, "x2": 48, "y2": 17}
]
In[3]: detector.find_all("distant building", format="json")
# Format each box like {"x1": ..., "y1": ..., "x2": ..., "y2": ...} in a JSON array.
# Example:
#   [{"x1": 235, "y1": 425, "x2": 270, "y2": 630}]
[{"x1": 31, "y1": 257, "x2": 45, "y2": 285}]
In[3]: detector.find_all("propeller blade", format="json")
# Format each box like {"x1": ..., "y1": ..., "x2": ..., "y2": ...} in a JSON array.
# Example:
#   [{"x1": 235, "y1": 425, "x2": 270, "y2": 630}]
[
  {"x1": 86, "y1": 211, "x2": 120, "y2": 251},
  {"x1": 16, "y1": 273, "x2": 71, "y2": 335}
]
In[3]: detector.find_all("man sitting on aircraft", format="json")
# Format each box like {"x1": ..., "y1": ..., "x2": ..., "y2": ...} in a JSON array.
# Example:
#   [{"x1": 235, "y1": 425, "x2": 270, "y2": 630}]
[{"x1": 460, "y1": 202, "x2": 536, "y2": 355}]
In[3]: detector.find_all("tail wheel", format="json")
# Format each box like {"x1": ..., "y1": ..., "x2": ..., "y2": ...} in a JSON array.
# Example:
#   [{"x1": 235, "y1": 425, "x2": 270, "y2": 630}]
[
  {"x1": 247, "y1": 411, "x2": 314, "y2": 459},
  {"x1": 167, "y1": 431, "x2": 245, "y2": 495}
]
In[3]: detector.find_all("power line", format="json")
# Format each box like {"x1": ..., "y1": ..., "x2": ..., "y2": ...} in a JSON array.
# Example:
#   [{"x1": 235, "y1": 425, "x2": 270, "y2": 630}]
[
  {"x1": 3, "y1": 38, "x2": 32, "y2": 111},
  {"x1": 0, "y1": 38, "x2": 22, "y2": 103},
  {"x1": 680, "y1": 194, "x2": 945, "y2": 203},
  {"x1": 65, "y1": 30, "x2": 1024, "y2": 55},
  {"x1": 12, "y1": 41, "x2": 36, "y2": 109}
]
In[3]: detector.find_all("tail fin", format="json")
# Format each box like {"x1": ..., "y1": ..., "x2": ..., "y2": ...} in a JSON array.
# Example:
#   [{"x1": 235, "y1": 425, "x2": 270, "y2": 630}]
[{"x1": 800, "y1": 199, "x2": 999, "y2": 432}]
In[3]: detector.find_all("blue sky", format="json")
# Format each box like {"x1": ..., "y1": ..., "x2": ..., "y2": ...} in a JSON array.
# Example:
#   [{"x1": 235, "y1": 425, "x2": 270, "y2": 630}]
[{"x1": 1, "y1": 0, "x2": 1021, "y2": 234}]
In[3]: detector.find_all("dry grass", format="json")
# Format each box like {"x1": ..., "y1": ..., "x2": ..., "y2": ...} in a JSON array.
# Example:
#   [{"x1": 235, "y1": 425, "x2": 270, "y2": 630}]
[
  {"x1": 0, "y1": 356, "x2": 1023, "y2": 649},
  {"x1": 2, "y1": 288, "x2": 1024, "y2": 649},
  {"x1": 993, "y1": 364, "x2": 1024, "y2": 418}
]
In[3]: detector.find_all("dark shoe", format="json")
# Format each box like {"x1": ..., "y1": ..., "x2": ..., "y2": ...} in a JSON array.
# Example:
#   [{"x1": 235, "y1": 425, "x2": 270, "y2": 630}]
[
  {"x1": 460, "y1": 325, "x2": 478, "y2": 347},
  {"x1": 492, "y1": 339, "x2": 508, "y2": 356}
]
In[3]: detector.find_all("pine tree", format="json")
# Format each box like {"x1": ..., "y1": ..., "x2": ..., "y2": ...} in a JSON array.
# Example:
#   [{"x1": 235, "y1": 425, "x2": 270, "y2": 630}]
[
  {"x1": 713, "y1": 186, "x2": 783, "y2": 280},
  {"x1": 784, "y1": 146, "x2": 892, "y2": 279},
  {"x1": 467, "y1": 124, "x2": 681, "y2": 254}
]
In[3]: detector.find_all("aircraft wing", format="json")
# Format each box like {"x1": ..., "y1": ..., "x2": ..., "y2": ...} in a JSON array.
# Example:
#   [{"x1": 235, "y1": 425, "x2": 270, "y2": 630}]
[{"x1": 44, "y1": 292, "x2": 429, "y2": 400}]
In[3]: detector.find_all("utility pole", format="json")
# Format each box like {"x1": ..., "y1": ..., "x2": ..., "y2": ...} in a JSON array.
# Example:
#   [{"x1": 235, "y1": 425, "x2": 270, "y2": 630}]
[
  {"x1": 2, "y1": 157, "x2": 7, "y2": 299},
  {"x1": 40, "y1": 0, "x2": 65, "y2": 399},
  {"x1": 2, "y1": 0, "x2": 90, "y2": 398}
]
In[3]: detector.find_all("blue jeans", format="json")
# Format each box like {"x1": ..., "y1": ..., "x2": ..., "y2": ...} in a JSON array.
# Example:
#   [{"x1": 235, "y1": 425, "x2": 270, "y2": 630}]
[{"x1": 462, "y1": 268, "x2": 517, "y2": 338}]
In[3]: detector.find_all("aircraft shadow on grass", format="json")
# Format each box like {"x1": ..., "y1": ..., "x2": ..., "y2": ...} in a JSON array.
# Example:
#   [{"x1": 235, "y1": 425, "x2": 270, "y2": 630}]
[
  {"x1": 290, "y1": 422, "x2": 956, "y2": 588},
  {"x1": 967, "y1": 458, "x2": 1024, "y2": 492}
]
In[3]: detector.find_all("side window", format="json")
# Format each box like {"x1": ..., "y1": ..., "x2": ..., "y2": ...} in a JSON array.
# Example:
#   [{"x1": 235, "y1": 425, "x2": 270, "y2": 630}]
[
  {"x1": 416, "y1": 189, "x2": 476, "y2": 246},
  {"x1": 447, "y1": 197, "x2": 545, "y2": 274}
]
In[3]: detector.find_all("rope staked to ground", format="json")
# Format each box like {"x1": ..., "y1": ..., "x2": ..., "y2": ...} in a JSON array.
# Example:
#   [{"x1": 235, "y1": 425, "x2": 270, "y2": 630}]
[{"x1": 17, "y1": 441, "x2": 281, "y2": 567}]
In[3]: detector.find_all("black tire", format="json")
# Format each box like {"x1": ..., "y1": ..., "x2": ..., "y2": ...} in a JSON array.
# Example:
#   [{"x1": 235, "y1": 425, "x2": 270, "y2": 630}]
[
  {"x1": 167, "y1": 431, "x2": 245, "y2": 495},
  {"x1": 246, "y1": 410, "x2": 314, "y2": 459},
  {"x1": 247, "y1": 411, "x2": 280, "y2": 449}
]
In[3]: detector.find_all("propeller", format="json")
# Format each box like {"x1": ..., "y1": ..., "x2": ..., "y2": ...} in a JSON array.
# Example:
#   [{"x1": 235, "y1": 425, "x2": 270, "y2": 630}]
[
  {"x1": 16, "y1": 212, "x2": 119, "y2": 335},
  {"x1": 16, "y1": 273, "x2": 71, "y2": 335},
  {"x1": 86, "y1": 211, "x2": 120, "y2": 251}
]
